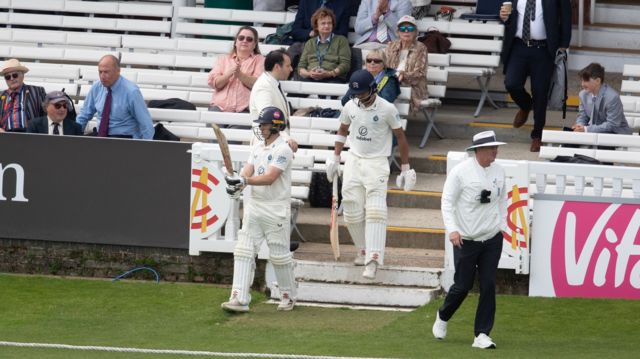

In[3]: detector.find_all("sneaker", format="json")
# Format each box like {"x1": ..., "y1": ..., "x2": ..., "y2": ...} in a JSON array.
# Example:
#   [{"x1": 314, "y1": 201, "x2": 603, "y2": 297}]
[
  {"x1": 432, "y1": 311, "x2": 447, "y2": 339},
  {"x1": 277, "y1": 297, "x2": 296, "y2": 311},
  {"x1": 353, "y1": 249, "x2": 366, "y2": 266},
  {"x1": 221, "y1": 298, "x2": 249, "y2": 313},
  {"x1": 362, "y1": 261, "x2": 378, "y2": 279},
  {"x1": 472, "y1": 333, "x2": 496, "y2": 349}
]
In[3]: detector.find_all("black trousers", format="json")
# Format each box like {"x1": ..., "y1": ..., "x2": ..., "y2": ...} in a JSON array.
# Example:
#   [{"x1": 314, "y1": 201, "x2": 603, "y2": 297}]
[
  {"x1": 504, "y1": 38, "x2": 555, "y2": 140},
  {"x1": 438, "y1": 232, "x2": 503, "y2": 337}
]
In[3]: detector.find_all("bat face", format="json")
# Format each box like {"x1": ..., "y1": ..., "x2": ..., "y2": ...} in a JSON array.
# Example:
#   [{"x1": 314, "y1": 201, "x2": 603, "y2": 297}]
[
  {"x1": 329, "y1": 174, "x2": 340, "y2": 260},
  {"x1": 211, "y1": 124, "x2": 234, "y2": 175}
]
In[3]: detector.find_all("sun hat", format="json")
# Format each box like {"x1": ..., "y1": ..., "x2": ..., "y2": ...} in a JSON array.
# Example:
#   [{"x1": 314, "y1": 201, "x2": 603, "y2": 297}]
[
  {"x1": 465, "y1": 131, "x2": 507, "y2": 151},
  {"x1": 0, "y1": 59, "x2": 29, "y2": 76}
]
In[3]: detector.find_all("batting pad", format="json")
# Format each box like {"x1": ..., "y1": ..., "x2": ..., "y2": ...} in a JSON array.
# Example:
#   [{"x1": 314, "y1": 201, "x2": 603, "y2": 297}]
[
  {"x1": 230, "y1": 233, "x2": 256, "y2": 305},
  {"x1": 343, "y1": 197, "x2": 366, "y2": 251},
  {"x1": 270, "y1": 252, "x2": 297, "y2": 300},
  {"x1": 365, "y1": 194, "x2": 387, "y2": 265}
]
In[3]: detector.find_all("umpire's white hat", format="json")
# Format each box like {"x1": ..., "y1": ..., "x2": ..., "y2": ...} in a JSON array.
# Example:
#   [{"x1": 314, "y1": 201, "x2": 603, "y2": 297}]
[{"x1": 466, "y1": 131, "x2": 506, "y2": 151}]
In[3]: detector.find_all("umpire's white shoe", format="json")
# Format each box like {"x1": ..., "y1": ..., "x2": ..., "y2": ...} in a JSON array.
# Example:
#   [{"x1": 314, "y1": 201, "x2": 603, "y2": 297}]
[
  {"x1": 432, "y1": 311, "x2": 447, "y2": 339},
  {"x1": 362, "y1": 261, "x2": 378, "y2": 279},
  {"x1": 353, "y1": 249, "x2": 366, "y2": 266},
  {"x1": 221, "y1": 298, "x2": 249, "y2": 313},
  {"x1": 277, "y1": 297, "x2": 296, "y2": 311},
  {"x1": 472, "y1": 333, "x2": 496, "y2": 349}
]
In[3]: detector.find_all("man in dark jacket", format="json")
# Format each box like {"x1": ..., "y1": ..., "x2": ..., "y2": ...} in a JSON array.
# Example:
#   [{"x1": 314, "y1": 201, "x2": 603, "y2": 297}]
[
  {"x1": 291, "y1": 0, "x2": 353, "y2": 42},
  {"x1": 28, "y1": 91, "x2": 82, "y2": 136},
  {"x1": 0, "y1": 59, "x2": 46, "y2": 133},
  {"x1": 500, "y1": 0, "x2": 572, "y2": 152}
]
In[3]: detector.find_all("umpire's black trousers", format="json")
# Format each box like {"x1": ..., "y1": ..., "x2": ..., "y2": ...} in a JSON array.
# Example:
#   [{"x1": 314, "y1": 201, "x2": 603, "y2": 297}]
[
  {"x1": 438, "y1": 232, "x2": 503, "y2": 337},
  {"x1": 504, "y1": 38, "x2": 555, "y2": 140}
]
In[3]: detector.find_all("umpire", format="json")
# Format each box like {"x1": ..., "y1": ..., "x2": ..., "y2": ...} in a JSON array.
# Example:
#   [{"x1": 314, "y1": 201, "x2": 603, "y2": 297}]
[{"x1": 432, "y1": 131, "x2": 508, "y2": 349}]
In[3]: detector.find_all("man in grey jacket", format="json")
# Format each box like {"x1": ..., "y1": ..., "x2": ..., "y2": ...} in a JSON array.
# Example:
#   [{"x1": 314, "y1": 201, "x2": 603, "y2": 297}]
[{"x1": 573, "y1": 63, "x2": 632, "y2": 135}]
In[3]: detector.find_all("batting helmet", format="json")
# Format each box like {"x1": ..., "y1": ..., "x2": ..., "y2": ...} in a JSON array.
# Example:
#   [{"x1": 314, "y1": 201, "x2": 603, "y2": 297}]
[{"x1": 345, "y1": 69, "x2": 377, "y2": 99}]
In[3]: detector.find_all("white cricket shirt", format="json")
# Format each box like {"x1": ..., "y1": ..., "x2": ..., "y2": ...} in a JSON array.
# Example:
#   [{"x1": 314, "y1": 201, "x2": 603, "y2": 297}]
[{"x1": 247, "y1": 136, "x2": 293, "y2": 202}]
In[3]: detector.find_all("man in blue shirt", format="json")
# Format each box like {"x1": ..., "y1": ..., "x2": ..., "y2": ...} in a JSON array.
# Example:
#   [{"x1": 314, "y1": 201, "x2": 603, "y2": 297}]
[{"x1": 76, "y1": 55, "x2": 154, "y2": 139}]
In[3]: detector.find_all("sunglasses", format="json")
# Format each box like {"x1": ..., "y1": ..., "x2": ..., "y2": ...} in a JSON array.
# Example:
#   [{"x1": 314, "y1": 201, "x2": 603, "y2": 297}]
[
  {"x1": 4, "y1": 73, "x2": 20, "y2": 81},
  {"x1": 236, "y1": 35, "x2": 254, "y2": 42},
  {"x1": 366, "y1": 58, "x2": 383, "y2": 64},
  {"x1": 398, "y1": 25, "x2": 416, "y2": 32},
  {"x1": 52, "y1": 103, "x2": 68, "y2": 110}
]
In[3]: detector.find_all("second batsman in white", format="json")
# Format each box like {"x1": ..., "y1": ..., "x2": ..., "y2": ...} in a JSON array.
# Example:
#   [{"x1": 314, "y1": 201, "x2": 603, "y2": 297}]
[
  {"x1": 327, "y1": 69, "x2": 416, "y2": 279},
  {"x1": 221, "y1": 106, "x2": 297, "y2": 312}
]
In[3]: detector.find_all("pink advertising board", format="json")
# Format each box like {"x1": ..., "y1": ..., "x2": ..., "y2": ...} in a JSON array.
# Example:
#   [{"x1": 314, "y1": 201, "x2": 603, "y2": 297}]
[{"x1": 529, "y1": 199, "x2": 640, "y2": 299}]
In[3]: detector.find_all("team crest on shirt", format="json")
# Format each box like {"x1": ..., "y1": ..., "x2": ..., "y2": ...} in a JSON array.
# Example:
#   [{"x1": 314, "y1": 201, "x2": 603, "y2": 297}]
[
  {"x1": 268, "y1": 154, "x2": 272, "y2": 162},
  {"x1": 373, "y1": 115, "x2": 379, "y2": 122}
]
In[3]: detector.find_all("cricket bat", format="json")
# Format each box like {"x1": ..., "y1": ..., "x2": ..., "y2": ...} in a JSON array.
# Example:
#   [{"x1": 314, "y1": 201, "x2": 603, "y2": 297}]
[
  {"x1": 211, "y1": 123, "x2": 234, "y2": 175},
  {"x1": 329, "y1": 173, "x2": 340, "y2": 260}
]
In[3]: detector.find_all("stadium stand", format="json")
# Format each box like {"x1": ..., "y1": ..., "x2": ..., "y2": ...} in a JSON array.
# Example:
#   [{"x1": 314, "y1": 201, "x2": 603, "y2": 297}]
[
  {"x1": 621, "y1": 64, "x2": 640, "y2": 131},
  {"x1": 539, "y1": 130, "x2": 640, "y2": 166}
]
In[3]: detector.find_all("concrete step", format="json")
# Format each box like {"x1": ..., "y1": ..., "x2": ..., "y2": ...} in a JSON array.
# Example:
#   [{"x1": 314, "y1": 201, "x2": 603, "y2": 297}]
[
  {"x1": 387, "y1": 172, "x2": 444, "y2": 209},
  {"x1": 293, "y1": 242, "x2": 445, "y2": 269},
  {"x1": 294, "y1": 207, "x2": 445, "y2": 250},
  {"x1": 269, "y1": 281, "x2": 440, "y2": 309},
  {"x1": 569, "y1": 46, "x2": 640, "y2": 73}
]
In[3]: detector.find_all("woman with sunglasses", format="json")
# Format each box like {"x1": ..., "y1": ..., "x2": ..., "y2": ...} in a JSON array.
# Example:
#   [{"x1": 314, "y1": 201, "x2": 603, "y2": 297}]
[
  {"x1": 385, "y1": 15, "x2": 428, "y2": 115},
  {"x1": 341, "y1": 49, "x2": 400, "y2": 106},
  {"x1": 298, "y1": 7, "x2": 351, "y2": 84},
  {"x1": 0, "y1": 59, "x2": 46, "y2": 133},
  {"x1": 208, "y1": 26, "x2": 264, "y2": 113}
]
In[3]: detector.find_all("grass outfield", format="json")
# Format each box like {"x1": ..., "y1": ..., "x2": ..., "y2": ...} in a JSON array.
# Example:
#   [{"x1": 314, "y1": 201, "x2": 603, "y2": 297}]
[{"x1": 0, "y1": 274, "x2": 638, "y2": 359}]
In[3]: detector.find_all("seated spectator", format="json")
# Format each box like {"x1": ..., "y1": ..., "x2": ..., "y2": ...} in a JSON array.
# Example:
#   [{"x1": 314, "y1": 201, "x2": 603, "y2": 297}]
[
  {"x1": 385, "y1": 15, "x2": 428, "y2": 115},
  {"x1": 208, "y1": 26, "x2": 265, "y2": 113},
  {"x1": 298, "y1": 8, "x2": 351, "y2": 84},
  {"x1": 76, "y1": 55, "x2": 154, "y2": 139},
  {"x1": 573, "y1": 63, "x2": 632, "y2": 135},
  {"x1": 354, "y1": 0, "x2": 413, "y2": 50},
  {"x1": 341, "y1": 49, "x2": 400, "y2": 106},
  {"x1": 0, "y1": 59, "x2": 46, "y2": 133},
  {"x1": 291, "y1": 0, "x2": 351, "y2": 42},
  {"x1": 27, "y1": 91, "x2": 82, "y2": 136}
]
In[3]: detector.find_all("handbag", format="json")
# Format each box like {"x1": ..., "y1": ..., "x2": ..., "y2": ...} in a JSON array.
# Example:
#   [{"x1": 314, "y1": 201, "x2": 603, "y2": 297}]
[{"x1": 419, "y1": 27, "x2": 451, "y2": 54}]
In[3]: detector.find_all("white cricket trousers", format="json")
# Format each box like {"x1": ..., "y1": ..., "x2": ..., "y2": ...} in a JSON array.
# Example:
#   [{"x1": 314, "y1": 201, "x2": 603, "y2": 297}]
[
  {"x1": 341, "y1": 154, "x2": 389, "y2": 265},
  {"x1": 229, "y1": 200, "x2": 296, "y2": 305}
]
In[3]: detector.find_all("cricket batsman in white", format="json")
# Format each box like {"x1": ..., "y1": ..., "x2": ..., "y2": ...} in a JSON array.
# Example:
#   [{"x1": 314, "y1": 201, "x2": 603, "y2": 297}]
[
  {"x1": 326, "y1": 69, "x2": 416, "y2": 279},
  {"x1": 222, "y1": 106, "x2": 297, "y2": 312}
]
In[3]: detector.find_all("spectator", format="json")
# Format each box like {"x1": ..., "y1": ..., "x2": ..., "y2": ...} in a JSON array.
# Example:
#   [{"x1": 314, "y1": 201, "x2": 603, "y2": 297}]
[
  {"x1": 0, "y1": 59, "x2": 46, "y2": 133},
  {"x1": 354, "y1": 0, "x2": 413, "y2": 50},
  {"x1": 341, "y1": 49, "x2": 400, "y2": 106},
  {"x1": 250, "y1": 49, "x2": 298, "y2": 151},
  {"x1": 298, "y1": 8, "x2": 351, "y2": 84},
  {"x1": 27, "y1": 90, "x2": 82, "y2": 136},
  {"x1": 385, "y1": 15, "x2": 427, "y2": 115},
  {"x1": 500, "y1": 0, "x2": 572, "y2": 152},
  {"x1": 572, "y1": 63, "x2": 632, "y2": 135},
  {"x1": 76, "y1": 55, "x2": 154, "y2": 139},
  {"x1": 291, "y1": 0, "x2": 351, "y2": 42},
  {"x1": 208, "y1": 26, "x2": 265, "y2": 113}
]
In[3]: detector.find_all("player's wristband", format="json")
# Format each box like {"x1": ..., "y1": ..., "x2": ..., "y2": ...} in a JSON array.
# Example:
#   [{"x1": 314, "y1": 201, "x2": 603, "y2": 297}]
[{"x1": 335, "y1": 135, "x2": 347, "y2": 144}]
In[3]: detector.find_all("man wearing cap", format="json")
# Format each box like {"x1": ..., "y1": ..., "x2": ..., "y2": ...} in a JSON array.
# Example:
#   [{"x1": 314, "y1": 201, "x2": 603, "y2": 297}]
[
  {"x1": 75, "y1": 55, "x2": 154, "y2": 139},
  {"x1": 221, "y1": 106, "x2": 297, "y2": 313},
  {"x1": 27, "y1": 91, "x2": 82, "y2": 136},
  {"x1": 0, "y1": 59, "x2": 46, "y2": 133},
  {"x1": 432, "y1": 130, "x2": 508, "y2": 349},
  {"x1": 327, "y1": 69, "x2": 416, "y2": 279}
]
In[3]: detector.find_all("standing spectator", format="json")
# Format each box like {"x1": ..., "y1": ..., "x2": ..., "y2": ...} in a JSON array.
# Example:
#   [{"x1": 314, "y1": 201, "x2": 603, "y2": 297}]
[
  {"x1": 327, "y1": 70, "x2": 415, "y2": 279},
  {"x1": 385, "y1": 15, "x2": 427, "y2": 115},
  {"x1": 76, "y1": 55, "x2": 154, "y2": 139},
  {"x1": 250, "y1": 49, "x2": 298, "y2": 151},
  {"x1": 291, "y1": 0, "x2": 351, "y2": 42},
  {"x1": 341, "y1": 49, "x2": 400, "y2": 106},
  {"x1": 27, "y1": 91, "x2": 82, "y2": 136},
  {"x1": 0, "y1": 59, "x2": 46, "y2": 133},
  {"x1": 208, "y1": 26, "x2": 265, "y2": 113},
  {"x1": 432, "y1": 130, "x2": 507, "y2": 349},
  {"x1": 354, "y1": 0, "x2": 413, "y2": 50},
  {"x1": 221, "y1": 106, "x2": 297, "y2": 313},
  {"x1": 500, "y1": 0, "x2": 572, "y2": 152},
  {"x1": 572, "y1": 63, "x2": 632, "y2": 135},
  {"x1": 298, "y1": 8, "x2": 351, "y2": 83}
]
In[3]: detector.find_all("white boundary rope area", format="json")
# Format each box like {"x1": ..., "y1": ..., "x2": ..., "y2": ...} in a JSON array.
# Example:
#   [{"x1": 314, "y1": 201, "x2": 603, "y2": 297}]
[{"x1": 0, "y1": 341, "x2": 395, "y2": 359}]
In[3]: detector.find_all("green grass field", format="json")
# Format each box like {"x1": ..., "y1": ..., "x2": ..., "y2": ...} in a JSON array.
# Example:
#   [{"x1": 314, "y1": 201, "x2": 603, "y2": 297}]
[{"x1": 0, "y1": 274, "x2": 638, "y2": 359}]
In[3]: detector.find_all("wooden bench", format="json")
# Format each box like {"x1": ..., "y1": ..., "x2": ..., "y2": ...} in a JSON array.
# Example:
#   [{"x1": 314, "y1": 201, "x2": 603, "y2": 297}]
[
  {"x1": 540, "y1": 129, "x2": 640, "y2": 166},
  {"x1": 416, "y1": 17, "x2": 504, "y2": 117}
]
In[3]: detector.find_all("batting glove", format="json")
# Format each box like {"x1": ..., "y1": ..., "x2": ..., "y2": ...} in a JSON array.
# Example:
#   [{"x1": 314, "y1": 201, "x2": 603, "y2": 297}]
[
  {"x1": 226, "y1": 184, "x2": 243, "y2": 199},
  {"x1": 325, "y1": 155, "x2": 341, "y2": 182},
  {"x1": 396, "y1": 164, "x2": 416, "y2": 192}
]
